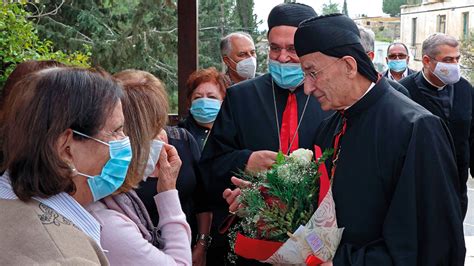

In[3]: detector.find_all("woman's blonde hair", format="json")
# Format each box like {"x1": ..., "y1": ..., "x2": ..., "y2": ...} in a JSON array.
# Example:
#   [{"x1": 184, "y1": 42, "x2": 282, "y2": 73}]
[{"x1": 114, "y1": 70, "x2": 169, "y2": 193}]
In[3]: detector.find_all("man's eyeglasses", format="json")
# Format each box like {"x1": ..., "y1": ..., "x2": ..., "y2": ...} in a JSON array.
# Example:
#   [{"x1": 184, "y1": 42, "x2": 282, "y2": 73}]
[
  {"x1": 304, "y1": 58, "x2": 342, "y2": 81},
  {"x1": 269, "y1": 44, "x2": 297, "y2": 55},
  {"x1": 387, "y1": 53, "x2": 408, "y2": 60}
]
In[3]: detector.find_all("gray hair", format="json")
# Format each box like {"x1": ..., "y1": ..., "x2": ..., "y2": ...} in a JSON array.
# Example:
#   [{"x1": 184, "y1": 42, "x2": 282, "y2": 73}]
[
  {"x1": 358, "y1": 26, "x2": 375, "y2": 53},
  {"x1": 422, "y1": 33, "x2": 459, "y2": 57},
  {"x1": 220, "y1": 32, "x2": 254, "y2": 57}
]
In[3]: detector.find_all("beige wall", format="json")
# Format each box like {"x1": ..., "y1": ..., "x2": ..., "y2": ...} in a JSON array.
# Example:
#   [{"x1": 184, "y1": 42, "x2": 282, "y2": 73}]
[{"x1": 401, "y1": 0, "x2": 474, "y2": 69}]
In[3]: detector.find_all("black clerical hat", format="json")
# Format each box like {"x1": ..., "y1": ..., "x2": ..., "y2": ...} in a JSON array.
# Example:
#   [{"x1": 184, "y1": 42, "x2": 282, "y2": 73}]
[
  {"x1": 267, "y1": 3, "x2": 316, "y2": 34},
  {"x1": 294, "y1": 14, "x2": 378, "y2": 83}
]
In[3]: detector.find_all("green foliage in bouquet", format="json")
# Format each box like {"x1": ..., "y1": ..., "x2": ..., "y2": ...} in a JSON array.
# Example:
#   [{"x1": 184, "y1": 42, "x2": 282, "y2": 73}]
[{"x1": 228, "y1": 148, "x2": 333, "y2": 263}]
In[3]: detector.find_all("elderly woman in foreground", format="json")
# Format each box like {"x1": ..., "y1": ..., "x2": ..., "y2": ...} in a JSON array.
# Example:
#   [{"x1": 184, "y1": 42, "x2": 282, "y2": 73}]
[{"x1": 0, "y1": 67, "x2": 129, "y2": 265}]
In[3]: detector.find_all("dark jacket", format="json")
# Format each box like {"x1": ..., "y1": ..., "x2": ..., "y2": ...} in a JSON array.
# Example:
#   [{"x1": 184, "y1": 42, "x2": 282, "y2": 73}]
[
  {"x1": 178, "y1": 115, "x2": 210, "y2": 152},
  {"x1": 400, "y1": 71, "x2": 474, "y2": 217},
  {"x1": 382, "y1": 67, "x2": 416, "y2": 80}
]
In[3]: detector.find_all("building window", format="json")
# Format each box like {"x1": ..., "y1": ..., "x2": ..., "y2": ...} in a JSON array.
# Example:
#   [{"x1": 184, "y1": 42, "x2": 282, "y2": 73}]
[
  {"x1": 366, "y1": 21, "x2": 370, "y2": 26},
  {"x1": 463, "y1": 12, "x2": 469, "y2": 39},
  {"x1": 437, "y1": 15, "x2": 446, "y2": 33},
  {"x1": 412, "y1": 17, "x2": 417, "y2": 46}
]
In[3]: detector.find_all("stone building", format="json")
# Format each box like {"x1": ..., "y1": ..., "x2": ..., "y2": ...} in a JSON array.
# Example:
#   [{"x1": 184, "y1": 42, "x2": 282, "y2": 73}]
[{"x1": 400, "y1": 0, "x2": 474, "y2": 69}]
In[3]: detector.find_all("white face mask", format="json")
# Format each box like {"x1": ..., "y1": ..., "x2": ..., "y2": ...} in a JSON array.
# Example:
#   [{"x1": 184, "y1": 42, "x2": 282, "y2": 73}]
[
  {"x1": 432, "y1": 62, "x2": 461, "y2": 85},
  {"x1": 143, "y1": 139, "x2": 164, "y2": 181},
  {"x1": 229, "y1": 56, "x2": 257, "y2": 80}
]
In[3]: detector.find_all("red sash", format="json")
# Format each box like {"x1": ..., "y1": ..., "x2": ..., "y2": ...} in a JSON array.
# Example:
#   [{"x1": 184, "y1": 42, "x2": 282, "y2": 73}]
[{"x1": 280, "y1": 93, "x2": 299, "y2": 154}]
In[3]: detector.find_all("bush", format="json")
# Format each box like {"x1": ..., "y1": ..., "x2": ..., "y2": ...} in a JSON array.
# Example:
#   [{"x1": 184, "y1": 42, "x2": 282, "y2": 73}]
[
  {"x1": 0, "y1": 3, "x2": 91, "y2": 89},
  {"x1": 461, "y1": 32, "x2": 474, "y2": 83}
]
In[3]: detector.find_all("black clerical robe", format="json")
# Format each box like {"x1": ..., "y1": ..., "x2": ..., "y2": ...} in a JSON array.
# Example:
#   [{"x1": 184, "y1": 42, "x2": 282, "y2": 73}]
[
  {"x1": 200, "y1": 73, "x2": 330, "y2": 206},
  {"x1": 387, "y1": 78, "x2": 410, "y2": 97},
  {"x1": 400, "y1": 72, "x2": 474, "y2": 217},
  {"x1": 314, "y1": 78, "x2": 465, "y2": 265}
]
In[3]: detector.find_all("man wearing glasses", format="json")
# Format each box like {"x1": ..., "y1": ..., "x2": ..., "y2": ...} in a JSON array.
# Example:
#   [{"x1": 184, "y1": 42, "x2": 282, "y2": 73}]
[
  {"x1": 200, "y1": 3, "x2": 330, "y2": 265},
  {"x1": 382, "y1": 42, "x2": 416, "y2": 82},
  {"x1": 295, "y1": 14, "x2": 464, "y2": 265},
  {"x1": 400, "y1": 33, "x2": 474, "y2": 218}
]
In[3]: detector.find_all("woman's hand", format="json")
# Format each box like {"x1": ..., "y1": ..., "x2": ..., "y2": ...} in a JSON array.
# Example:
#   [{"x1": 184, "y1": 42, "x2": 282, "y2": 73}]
[
  {"x1": 192, "y1": 244, "x2": 207, "y2": 266},
  {"x1": 155, "y1": 143, "x2": 182, "y2": 193}
]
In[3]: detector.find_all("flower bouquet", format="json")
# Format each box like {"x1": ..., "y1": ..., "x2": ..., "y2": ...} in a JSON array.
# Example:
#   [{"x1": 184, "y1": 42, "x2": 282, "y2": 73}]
[{"x1": 228, "y1": 147, "x2": 344, "y2": 265}]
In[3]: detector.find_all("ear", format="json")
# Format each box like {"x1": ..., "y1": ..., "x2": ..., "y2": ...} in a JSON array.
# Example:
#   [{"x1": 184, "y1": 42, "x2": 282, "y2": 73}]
[
  {"x1": 157, "y1": 129, "x2": 168, "y2": 144},
  {"x1": 422, "y1": 55, "x2": 431, "y2": 69},
  {"x1": 57, "y1": 128, "x2": 74, "y2": 164},
  {"x1": 385, "y1": 57, "x2": 389, "y2": 64},
  {"x1": 342, "y1": 56, "x2": 358, "y2": 79},
  {"x1": 366, "y1": 51, "x2": 375, "y2": 61},
  {"x1": 222, "y1": 56, "x2": 231, "y2": 67}
]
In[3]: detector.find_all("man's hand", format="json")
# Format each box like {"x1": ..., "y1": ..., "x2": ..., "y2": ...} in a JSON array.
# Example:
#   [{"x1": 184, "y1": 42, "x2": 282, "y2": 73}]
[
  {"x1": 223, "y1": 177, "x2": 251, "y2": 213},
  {"x1": 245, "y1": 150, "x2": 278, "y2": 173}
]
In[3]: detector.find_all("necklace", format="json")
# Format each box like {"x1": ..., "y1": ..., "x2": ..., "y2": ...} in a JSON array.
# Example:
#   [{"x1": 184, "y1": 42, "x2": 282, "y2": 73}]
[{"x1": 271, "y1": 79, "x2": 310, "y2": 155}]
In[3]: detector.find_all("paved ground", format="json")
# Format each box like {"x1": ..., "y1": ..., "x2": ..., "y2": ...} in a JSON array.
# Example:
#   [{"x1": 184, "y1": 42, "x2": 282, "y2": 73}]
[{"x1": 465, "y1": 179, "x2": 474, "y2": 265}]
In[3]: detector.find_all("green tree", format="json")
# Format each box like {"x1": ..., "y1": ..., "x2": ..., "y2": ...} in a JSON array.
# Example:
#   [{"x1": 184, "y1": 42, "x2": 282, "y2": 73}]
[
  {"x1": 199, "y1": 0, "x2": 264, "y2": 73},
  {"x1": 461, "y1": 31, "x2": 474, "y2": 83},
  {"x1": 342, "y1": 0, "x2": 348, "y2": 16},
  {"x1": 29, "y1": 0, "x2": 179, "y2": 111},
  {"x1": 382, "y1": 0, "x2": 406, "y2": 17},
  {"x1": 0, "y1": 3, "x2": 90, "y2": 89},
  {"x1": 198, "y1": 0, "x2": 238, "y2": 70},
  {"x1": 26, "y1": 0, "x2": 263, "y2": 111},
  {"x1": 321, "y1": 1, "x2": 340, "y2": 15}
]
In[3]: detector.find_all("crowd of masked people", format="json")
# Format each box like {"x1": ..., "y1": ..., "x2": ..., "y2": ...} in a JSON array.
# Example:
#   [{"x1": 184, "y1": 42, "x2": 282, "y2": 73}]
[{"x1": 0, "y1": 2, "x2": 472, "y2": 266}]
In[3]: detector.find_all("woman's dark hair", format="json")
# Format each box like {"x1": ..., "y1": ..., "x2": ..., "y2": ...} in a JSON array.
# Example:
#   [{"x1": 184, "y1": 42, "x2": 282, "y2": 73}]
[
  {"x1": 0, "y1": 61, "x2": 66, "y2": 167},
  {"x1": 1, "y1": 67, "x2": 123, "y2": 201},
  {"x1": 0, "y1": 60, "x2": 66, "y2": 112}
]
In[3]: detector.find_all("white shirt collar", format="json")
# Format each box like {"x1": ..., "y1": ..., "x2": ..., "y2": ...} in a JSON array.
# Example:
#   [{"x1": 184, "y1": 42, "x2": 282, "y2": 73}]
[
  {"x1": 0, "y1": 172, "x2": 102, "y2": 247},
  {"x1": 388, "y1": 68, "x2": 409, "y2": 81},
  {"x1": 421, "y1": 69, "x2": 446, "y2": 91},
  {"x1": 344, "y1": 82, "x2": 376, "y2": 110}
]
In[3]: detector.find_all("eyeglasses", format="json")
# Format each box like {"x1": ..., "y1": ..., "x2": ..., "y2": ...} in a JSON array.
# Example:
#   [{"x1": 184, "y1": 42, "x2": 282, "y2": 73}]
[
  {"x1": 269, "y1": 44, "x2": 297, "y2": 55},
  {"x1": 387, "y1": 53, "x2": 408, "y2": 60},
  {"x1": 304, "y1": 58, "x2": 342, "y2": 81}
]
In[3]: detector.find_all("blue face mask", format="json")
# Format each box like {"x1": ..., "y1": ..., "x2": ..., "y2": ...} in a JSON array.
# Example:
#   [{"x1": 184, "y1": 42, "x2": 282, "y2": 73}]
[
  {"x1": 72, "y1": 130, "x2": 132, "y2": 202},
  {"x1": 387, "y1": 59, "x2": 407, "y2": 73},
  {"x1": 190, "y1": 98, "x2": 221, "y2": 124},
  {"x1": 268, "y1": 59, "x2": 304, "y2": 90}
]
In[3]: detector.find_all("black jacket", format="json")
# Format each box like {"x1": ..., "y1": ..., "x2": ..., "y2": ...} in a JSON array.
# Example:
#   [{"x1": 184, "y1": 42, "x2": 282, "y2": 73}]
[{"x1": 400, "y1": 71, "x2": 474, "y2": 217}]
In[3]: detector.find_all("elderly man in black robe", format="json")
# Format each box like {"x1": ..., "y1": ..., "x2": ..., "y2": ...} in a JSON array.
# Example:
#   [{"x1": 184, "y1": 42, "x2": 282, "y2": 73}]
[
  {"x1": 223, "y1": 13, "x2": 466, "y2": 266},
  {"x1": 293, "y1": 14, "x2": 465, "y2": 265},
  {"x1": 200, "y1": 4, "x2": 330, "y2": 265},
  {"x1": 399, "y1": 33, "x2": 474, "y2": 218}
]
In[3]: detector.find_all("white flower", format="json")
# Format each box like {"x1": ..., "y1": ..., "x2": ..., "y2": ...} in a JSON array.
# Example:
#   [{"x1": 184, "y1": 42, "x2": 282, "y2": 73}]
[
  {"x1": 277, "y1": 164, "x2": 291, "y2": 178},
  {"x1": 289, "y1": 148, "x2": 313, "y2": 165}
]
